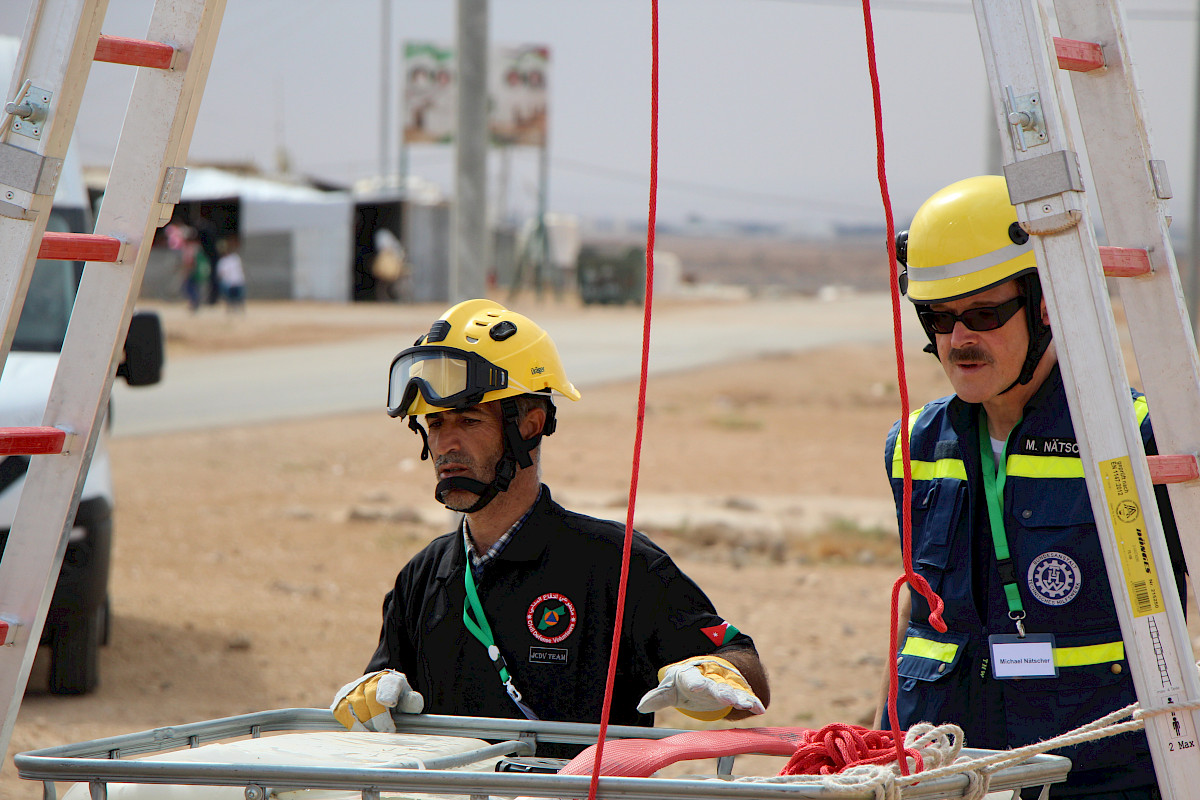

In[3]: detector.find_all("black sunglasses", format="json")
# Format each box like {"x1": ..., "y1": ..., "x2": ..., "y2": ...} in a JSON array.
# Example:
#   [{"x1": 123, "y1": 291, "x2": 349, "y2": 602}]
[{"x1": 917, "y1": 295, "x2": 1026, "y2": 335}]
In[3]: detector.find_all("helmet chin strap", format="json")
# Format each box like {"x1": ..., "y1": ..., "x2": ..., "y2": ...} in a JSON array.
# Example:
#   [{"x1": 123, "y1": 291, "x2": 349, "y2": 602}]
[
  {"x1": 413, "y1": 396, "x2": 557, "y2": 514},
  {"x1": 997, "y1": 274, "x2": 1053, "y2": 395}
]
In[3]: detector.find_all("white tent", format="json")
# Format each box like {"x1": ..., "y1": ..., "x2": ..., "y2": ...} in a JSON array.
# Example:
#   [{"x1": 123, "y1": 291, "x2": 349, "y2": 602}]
[{"x1": 176, "y1": 167, "x2": 354, "y2": 301}]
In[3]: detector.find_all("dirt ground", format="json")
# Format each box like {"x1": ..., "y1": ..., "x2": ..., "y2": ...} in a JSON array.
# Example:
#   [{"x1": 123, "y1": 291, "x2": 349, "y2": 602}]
[{"x1": 1, "y1": 294, "x2": 1190, "y2": 796}]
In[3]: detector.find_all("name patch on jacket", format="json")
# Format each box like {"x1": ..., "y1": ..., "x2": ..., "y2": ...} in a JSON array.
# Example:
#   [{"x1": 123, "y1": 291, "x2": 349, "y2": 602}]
[
  {"x1": 1015, "y1": 436, "x2": 1079, "y2": 457},
  {"x1": 529, "y1": 647, "x2": 569, "y2": 665}
]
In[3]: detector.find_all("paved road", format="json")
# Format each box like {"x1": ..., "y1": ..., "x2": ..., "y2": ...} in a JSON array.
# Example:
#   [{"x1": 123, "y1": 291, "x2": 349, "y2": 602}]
[{"x1": 109, "y1": 293, "x2": 916, "y2": 436}]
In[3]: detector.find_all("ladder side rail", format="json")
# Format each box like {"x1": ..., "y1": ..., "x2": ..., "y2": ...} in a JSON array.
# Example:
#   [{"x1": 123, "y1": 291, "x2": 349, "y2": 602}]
[
  {"x1": 0, "y1": 0, "x2": 107, "y2": 377},
  {"x1": 0, "y1": 0, "x2": 228, "y2": 763},
  {"x1": 973, "y1": 1, "x2": 1200, "y2": 796},
  {"x1": 150, "y1": 0, "x2": 222, "y2": 228},
  {"x1": 1052, "y1": 0, "x2": 1200, "y2": 596}
]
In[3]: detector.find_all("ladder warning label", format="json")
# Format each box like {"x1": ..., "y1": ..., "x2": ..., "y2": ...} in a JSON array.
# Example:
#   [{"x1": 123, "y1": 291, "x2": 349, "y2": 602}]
[{"x1": 1100, "y1": 456, "x2": 1164, "y2": 617}]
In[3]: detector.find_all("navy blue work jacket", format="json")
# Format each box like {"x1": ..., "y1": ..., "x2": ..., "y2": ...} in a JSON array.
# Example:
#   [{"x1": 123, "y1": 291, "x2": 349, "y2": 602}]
[{"x1": 883, "y1": 366, "x2": 1185, "y2": 797}]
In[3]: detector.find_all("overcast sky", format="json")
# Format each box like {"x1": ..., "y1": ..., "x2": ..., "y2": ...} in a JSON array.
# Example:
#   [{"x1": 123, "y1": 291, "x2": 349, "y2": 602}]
[{"x1": 2, "y1": 0, "x2": 1195, "y2": 235}]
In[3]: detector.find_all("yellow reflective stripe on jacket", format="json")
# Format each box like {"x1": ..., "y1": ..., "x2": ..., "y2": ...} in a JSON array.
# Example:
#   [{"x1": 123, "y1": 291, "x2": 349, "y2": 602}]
[
  {"x1": 1006, "y1": 454, "x2": 1084, "y2": 479},
  {"x1": 902, "y1": 637, "x2": 1122, "y2": 667},
  {"x1": 892, "y1": 405, "x2": 969, "y2": 480},
  {"x1": 902, "y1": 458, "x2": 968, "y2": 481},
  {"x1": 900, "y1": 637, "x2": 958, "y2": 663},
  {"x1": 1054, "y1": 641, "x2": 1125, "y2": 667},
  {"x1": 1134, "y1": 395, "x2": 1149, "y2": 425}
]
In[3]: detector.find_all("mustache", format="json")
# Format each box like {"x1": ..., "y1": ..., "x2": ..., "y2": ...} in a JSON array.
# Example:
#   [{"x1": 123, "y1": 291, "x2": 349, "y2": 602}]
[
  {"x1": 434, "y1": 454, "x2": 476, "y2": 470},
  {"x1": 948, "y1": 346, "x2": 994, "y2": 365}
]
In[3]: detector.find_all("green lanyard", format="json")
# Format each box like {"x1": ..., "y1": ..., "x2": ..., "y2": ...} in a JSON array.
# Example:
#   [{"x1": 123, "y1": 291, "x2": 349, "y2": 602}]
[
  {"x1": 978, "y1": 418, "x2": 1027, "y2": 637},
  {"x1": 462, "y1": 564, "x2": 539, "y2": 719}
]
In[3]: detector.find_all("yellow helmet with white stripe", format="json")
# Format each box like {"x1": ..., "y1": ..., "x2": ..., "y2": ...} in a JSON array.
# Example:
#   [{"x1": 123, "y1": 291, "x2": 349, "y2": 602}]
[{"x1": 902, "y1": 175, "x2": 1036, "y2": 304}]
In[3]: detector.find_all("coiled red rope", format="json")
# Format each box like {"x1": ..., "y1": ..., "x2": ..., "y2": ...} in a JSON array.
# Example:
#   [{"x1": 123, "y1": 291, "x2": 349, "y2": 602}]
[{"x1": 780, "y1": 723, "x2": 923, "y2": 776}]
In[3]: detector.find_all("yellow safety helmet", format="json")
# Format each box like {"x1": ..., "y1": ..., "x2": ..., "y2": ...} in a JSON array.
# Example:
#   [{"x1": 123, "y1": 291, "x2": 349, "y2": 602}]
[
  {"x1": 898, "y1": 175, "x2": 1052, "y2": 389},
  {"x1": 390, "y1": 300, "x2": 582, "y2": 512},
  {"x1": 388, "y1": 298, "x2": 580, "y2": 419},
  {"x1": 900, "y1": 175, "x2": 1036, "y2": 304}
]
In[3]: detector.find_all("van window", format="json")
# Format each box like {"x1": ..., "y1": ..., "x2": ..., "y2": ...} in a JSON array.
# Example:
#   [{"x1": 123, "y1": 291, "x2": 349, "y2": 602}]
[{"x1": 13, "y1": 211, "x2": 82, "y2": 353}]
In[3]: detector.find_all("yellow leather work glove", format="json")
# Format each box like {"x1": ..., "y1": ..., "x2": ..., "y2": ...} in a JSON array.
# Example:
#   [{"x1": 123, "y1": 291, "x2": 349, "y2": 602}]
[
  {"x1": 636, "y1": 656, "x2": 765, "y2": 721},
  {"x1": 331, "y1": 669, "x2": 424, "y2": 732}
]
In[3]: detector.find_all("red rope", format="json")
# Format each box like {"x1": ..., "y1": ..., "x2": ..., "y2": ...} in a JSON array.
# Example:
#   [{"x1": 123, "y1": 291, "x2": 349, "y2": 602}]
[
  {"x1": 779, "y1": 723, "x2": 924, "y2": 776},
  {"x1": 858, "y1": 0, "x2": 946, "y2": 777},
  {"x1": 587, "y1": 3, "x2": 659, "y2": 799}
]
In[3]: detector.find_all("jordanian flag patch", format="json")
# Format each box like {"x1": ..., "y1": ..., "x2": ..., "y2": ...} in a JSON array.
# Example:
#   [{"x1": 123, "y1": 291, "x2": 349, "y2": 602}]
[{"x1": 700, "y1": 621, "x2": 740, "y2": 646}]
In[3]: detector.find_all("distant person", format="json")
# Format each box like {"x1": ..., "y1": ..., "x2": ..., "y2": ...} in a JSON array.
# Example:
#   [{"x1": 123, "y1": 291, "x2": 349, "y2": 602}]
[
  {"x1": 332, "y1": 299, "x2": 769, "y2": 751},
  {"x1": 176, "y1": 227, "x2": 209, "y2": 313},
  {"x1": 370, "y1": 228, "x2": 408, "y2": 302},
  {"x1": 197, "y1": 217, "x2": 222, "y2": 305},
  {"x1": 216, "y1": 235, "x2": 246, "y2": 313},
  {"x1": 875, "y1": 176, "x2": 1185, "y2": 799}
]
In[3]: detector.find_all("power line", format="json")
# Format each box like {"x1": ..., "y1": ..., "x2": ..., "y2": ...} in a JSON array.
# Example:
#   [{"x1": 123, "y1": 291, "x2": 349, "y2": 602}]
[
  {"x1": 748, "y1": 0, "x2": 1194, "y2": 21},
  {"x1": 553, "y1": 156, "x2": 879, "y2": 215}
]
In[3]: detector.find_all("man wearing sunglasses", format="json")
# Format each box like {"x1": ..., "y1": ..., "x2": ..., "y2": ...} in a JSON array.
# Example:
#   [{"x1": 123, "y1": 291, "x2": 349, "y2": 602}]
[
  {"x1": 332, "y1": 299, "x2": 769, "y2": 750},
  {"x1": 876, "y1": 176, "x2": 1184, "y2": 799}
]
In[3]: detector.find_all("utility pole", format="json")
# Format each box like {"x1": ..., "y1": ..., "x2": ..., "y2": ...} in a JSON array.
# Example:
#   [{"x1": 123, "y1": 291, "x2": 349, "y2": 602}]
[
  {"x1": 452, "y1": 0, "x2": 489, "y2": 301},
  {"x1": 379, "y1": 0, "x2": 392, "y2": 180}
]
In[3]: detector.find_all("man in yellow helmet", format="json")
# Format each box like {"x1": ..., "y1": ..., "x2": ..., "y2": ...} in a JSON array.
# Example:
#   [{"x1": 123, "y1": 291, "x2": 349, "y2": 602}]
[
  {"x1": 876, "y1": 176, "x2": 1185, "y2": 799},
  {"x1": 332, "y1": 299, "x2": 769, "y2": 754}
]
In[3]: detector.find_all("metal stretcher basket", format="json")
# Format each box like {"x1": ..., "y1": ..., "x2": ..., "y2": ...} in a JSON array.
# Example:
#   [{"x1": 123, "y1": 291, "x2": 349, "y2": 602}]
[{"x1": 14, "y1": 708, "x2": 1072, "y2": 800}]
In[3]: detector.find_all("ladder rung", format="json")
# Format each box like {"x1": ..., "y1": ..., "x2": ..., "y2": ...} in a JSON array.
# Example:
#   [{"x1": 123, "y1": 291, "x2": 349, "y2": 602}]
[
  {"x1": 94, "y1": 34, "x2": 175, "y2": 70},
  {"x1": 1054, "y1": 36, "x2": 1105, "y2": 73},
  {"x1": 1148, "y1": 455, "x2": 1200, "y2": 485},
  {"x1": 37, "y1": 232, "x2": 121, "y2": 263},
  {"x1": 0, "y1": 427, "x2": 66, "y2": 456},
  {"x1": 1099, "y1": 246, "x2": 1151, "y2": 277},
  {"x1": 0, "y1": 617, "x2": 14, "y2": 647}
]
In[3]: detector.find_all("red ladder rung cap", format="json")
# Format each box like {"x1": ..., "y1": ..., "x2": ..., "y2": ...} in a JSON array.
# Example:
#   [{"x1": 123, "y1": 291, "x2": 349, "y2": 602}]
[
  {"x1": 1148, "y1": 455, "x2": 1200, "y2": 485},
  {"x1": 0, "y1": 426, "x2": 66, "y2": 456},
  {"x1": 38, "y1": 232, "x2": 121, "y2": 263},
  {"x1": 1099, "y1": 246, "x2": 1151, "y2": 278},
  {"x1": 1054, "y1": 37, "x2": 1105, "y2": 72},
  {"x1": 94, "y1": 34, "x2": 175, "y2": 70},
  {"x1": 0, "y1": 618, "x2": 13, "y2": 646}
]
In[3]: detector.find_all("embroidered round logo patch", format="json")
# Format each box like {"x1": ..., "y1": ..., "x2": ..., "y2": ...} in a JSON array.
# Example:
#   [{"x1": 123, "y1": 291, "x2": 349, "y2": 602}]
[
  {"x1": 527, "y1": 593, "x2": 577, "y2": 644},
  {"x1": 1028, "y1": 551, "x2": 1082, "y2": 606}
]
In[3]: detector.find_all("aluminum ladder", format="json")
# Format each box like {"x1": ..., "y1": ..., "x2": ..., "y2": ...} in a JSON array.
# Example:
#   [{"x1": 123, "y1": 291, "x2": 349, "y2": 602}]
[
  {"x1": 974, "y1": 1, "x2": 1200, "y2": 796},
  {"x1": 0, "y1": 0, "x2": 226, "y2": 764}
]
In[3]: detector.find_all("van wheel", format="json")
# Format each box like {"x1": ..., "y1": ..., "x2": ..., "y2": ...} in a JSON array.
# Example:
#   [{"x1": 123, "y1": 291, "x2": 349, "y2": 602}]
[{"x1": 49, "y1": 606, "x2": 102, "y2": 695}]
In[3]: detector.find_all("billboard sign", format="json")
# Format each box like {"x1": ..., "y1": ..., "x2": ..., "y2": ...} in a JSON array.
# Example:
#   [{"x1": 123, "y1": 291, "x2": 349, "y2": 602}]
[{"x1": 403, "y1": 42, "x2": 549, "y2": 147}]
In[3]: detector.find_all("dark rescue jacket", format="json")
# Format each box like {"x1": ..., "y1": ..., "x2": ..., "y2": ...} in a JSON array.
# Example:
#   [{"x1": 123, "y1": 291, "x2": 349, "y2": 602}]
[{"x1": 884, "y1": 366, "x2": 1185, "y2": 796}]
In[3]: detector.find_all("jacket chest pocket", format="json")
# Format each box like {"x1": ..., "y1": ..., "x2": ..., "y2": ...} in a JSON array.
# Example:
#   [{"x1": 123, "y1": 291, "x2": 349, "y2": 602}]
[{"x1": 912, "y1": 481, "x2": 966, "y2": 573}]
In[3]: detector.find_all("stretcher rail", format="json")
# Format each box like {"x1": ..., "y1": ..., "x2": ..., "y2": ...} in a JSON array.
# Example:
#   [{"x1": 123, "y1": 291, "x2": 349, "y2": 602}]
[{"x1": 14, "y1": 709, "x2": 1072, "y2": 800}]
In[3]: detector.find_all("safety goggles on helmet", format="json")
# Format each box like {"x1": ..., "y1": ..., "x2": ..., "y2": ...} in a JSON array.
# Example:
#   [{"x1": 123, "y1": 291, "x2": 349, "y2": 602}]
[
  {"x1": 916, "y1": 295, "x2": 1026, "y2": 335},
  {"x1": 387, "y1": 346, "x2": 509, "y2": 418}
]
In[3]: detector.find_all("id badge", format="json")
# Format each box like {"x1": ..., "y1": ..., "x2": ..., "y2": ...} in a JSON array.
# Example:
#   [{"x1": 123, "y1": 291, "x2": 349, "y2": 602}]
[{"x1": 989, "y1": 633, "x2": 1058, "y2": 679}]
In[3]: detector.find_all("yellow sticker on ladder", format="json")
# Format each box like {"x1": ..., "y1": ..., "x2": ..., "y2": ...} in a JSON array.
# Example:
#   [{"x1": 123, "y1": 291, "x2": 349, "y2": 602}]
[{"x1": 1099, "y1": 456, "x2": 1164, "y2": 617}]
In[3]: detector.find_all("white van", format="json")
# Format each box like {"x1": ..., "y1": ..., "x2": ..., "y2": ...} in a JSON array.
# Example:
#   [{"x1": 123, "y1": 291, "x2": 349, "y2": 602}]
[{"x1": 1, "y1": 35, "x2": 164, "y2": 694}]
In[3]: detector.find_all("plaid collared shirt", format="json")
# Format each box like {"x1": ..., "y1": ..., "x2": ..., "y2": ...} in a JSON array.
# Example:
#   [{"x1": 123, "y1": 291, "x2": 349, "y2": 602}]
[{"x1": 463, "y1": 488, "x2": 542, "y2": 574}]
